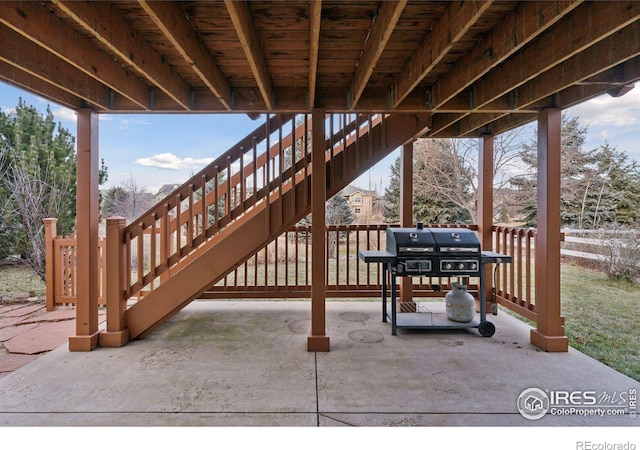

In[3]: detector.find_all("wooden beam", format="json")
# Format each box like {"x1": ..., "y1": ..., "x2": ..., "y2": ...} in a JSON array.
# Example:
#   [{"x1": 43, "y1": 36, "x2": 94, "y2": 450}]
[
  {"x1": 0, "y1": 59, "x2": 83, "y2": 110},
  {"x1": 430, "y1": 0, "x2": 582, "y2": 109},
  {"x1": 391, "y1": 0, "x2": 493, "y2": 108},
  {"x1": 433, "y1": 1, "x2": 640, "y2": 135},
  {"x1": 225, "y1": 0, "x2": 273, "y2": 109},
  {"x1": 510, "y1": 20, "x2": 640, "y2": 110},
  {"x1": 308, "y1": 0, "x2": 322, "y2": 108},
  {"x1": 138, "y1": 0, "x2": 232, "y2": 110},
  {"x1": 349, "y1": 0, "x2": 406, "y2": 109},
  {"x1": 54, "y1": 1, "x2": 191, "y2": 110},
  {"x1": 453, "y1": 1, "x2": 640, "y2": 111},
  {"x1": 447, "y1": 20, "x2": 640, "y2": 137},
  {"x1": 0, "y1": 25, "x2": 113, "y2": 110},
  {"x1": 0, "y1": 2, "x2": 150, "y2": 109}
]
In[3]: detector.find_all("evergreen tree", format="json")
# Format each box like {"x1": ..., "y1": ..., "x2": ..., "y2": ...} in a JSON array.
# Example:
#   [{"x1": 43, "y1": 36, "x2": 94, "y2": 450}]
[
  {"x1": 382, "y1": 158, "x2": 401, "y2": 223},
  {"x1": 590, "y1": 143, "x2": 640, "y2": 226},
  {"x1": 0, "y1": 100, "x2": 107, "y2": 277},
  {"x1": 326, "y1": 191, "x2": 354, "y2": 226},
  {"x1": 511, "y1": 115, "x2": 640, "y2": 228}
]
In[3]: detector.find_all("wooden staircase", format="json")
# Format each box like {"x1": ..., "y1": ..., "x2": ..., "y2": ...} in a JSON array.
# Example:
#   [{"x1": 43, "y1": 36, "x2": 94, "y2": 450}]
[{"x1": 118, "y1": 113, "x2": 431, "y2": 339}]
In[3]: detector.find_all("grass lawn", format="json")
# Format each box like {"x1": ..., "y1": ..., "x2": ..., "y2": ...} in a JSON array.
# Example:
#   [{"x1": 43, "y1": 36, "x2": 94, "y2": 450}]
[
  {"x1": 0, "y1": 263, "x2": 46, "y2": 297},
  {"x1": 561, "y1": 262, "x2": 640, "y2": 382}
]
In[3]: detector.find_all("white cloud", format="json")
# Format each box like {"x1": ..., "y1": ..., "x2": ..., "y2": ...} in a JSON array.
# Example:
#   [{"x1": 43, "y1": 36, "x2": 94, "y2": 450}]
[
  {"x1": 568, "y1": 87, "x2": 640, "y2": 127},
  {"x1": 52, "y1": 106, "x2": 77, "y2": 123},
  {"x1": 135, "y1": 152, "x2": 214, "y2": 170},
  {"x1": 115, "y1": 118, "x2": 151, "y2": 130}
]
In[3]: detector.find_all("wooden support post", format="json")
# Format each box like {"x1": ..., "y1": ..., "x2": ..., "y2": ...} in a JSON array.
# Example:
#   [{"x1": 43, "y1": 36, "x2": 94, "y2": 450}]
[
  {"x1": 399, "y1": 141, "x2": 415, "y2": 311},
  {"x1": 69, "y1": 109, "x2": 100, "y2": 352},
  {"x1": 308, "y1": 108, "x2": 330, "y2": 352},
  {"x1": 478, "y1": 134, "x2": 494, "y2": 312},
  {"x1": 44, "y1": 218, "x2": 58, "y2": 312},
  {"x1": 100, "y1": 217, "x2": 130, "y2": 347},
  {"x1": 530, "y1": 108, "x2": 569, "y2": 352}
]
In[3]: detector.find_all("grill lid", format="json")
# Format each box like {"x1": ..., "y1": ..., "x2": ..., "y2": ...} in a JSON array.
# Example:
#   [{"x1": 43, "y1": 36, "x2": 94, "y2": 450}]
[
  {"x1": 430, "y1": 228, "x2": 481, "y2": 253},
  {"x1": 386, "y1": 225, "x2": 436, "y2": 256}
]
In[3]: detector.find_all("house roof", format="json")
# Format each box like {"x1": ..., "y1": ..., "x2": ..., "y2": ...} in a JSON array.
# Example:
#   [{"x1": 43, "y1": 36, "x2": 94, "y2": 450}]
[
  {"x1": 342, "y1": 185, "x2": 377, "y2": 197},
  {"x1": 1, "y1": 1, "x2": 638, "y2": 137}
]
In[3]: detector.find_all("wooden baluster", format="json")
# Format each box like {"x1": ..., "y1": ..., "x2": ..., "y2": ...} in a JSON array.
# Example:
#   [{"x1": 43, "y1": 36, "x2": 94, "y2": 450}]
[
  {"x1": 213, "y1": 165, "x2": 219, "y2": 231},
  {"x1": 137, "y1": 223, "x2": 144, "y2": 290},
  {"x1": 175, "y1": 194, "x2": 182, "y2": 257},
  {"x1": 252, "y1": 137, "x2": 258, "y2": 201},
  {"x1": 201, "y1": 174, "x2": 208, "y2": 237},
  {"x1": 187, "y1": 185, "x2": 194, "y2": 251},
  {"x1": 265, "y1": 115, "x2": 271, "y2": 233},
  {"x1": 240, "y1": 146, "x2": 245, "y2": 211},
  {"x1": 226, "y1": 156, "x2": 232, "y2": 216},
  {"x1": 150, "y1": 214, "x2": 157, "y2": 279},
  {"x1": 342, "y1": 113, "x2": 347, "y2": 180}
]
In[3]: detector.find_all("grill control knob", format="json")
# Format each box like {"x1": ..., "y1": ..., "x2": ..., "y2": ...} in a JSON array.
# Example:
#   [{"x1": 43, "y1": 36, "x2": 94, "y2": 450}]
[
  {"x1": 457, "y1": 262, "x2": 465, "y2": 270},
  {"x1": 470, "y1": 262, "x2": 477, "y2": 270},
  {"x1": 444, "y1": 262, "x2": 452, "y2": 270}
]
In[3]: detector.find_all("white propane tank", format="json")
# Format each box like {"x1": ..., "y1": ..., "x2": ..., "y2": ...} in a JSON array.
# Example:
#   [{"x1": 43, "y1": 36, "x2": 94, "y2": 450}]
[{"x1": 445, "y1": 282, "x2": 475, "y2": 323}]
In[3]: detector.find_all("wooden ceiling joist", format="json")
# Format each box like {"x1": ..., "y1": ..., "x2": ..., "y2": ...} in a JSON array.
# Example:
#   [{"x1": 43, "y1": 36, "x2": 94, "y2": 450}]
[
  {"x1": 445, "y1": 19, "x2": 640, "y2": 138},
  {"x1": 391, "y1": 0, "x2": 494, "y2": 108},
  {"x1": 0, "y1": 1, "x2": 151, "y2": 109},
  {"x1": 433, "y1": 1, "x2": 640, "y2": 135},
  {"x1": 0, "y1": 59, "x2": 84, "y2": 110},
  {"x1": 429, "y1": 0, "x2": 583, "y2": 110},
  {"x1": 137, "y1": 0, "x2": 233, "y2": 110},
  {"x1": 348, "y1": 0, "x2": 406, "y2": 109},
  {"x1": 0, "y1": 0, "x2": 637, "y2": 139},
  {"x1": 54, "y1": 0, "x2": 192, "y2": 110},
  {"x1": 224, "y1": 0, "x2": 273, "y2": 109},
  {"x1": 308, "y1": 0, "x2": 322, "y2": 108},
  {"x1": 456, "y1": 1, "x2": 640, "y2": 111},
  {"x1": 0, "y1": 24, "x2": 114, "y2": 110}
]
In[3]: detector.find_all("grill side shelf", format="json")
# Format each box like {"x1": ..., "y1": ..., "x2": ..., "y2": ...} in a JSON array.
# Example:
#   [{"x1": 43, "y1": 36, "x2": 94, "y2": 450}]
[{"x1": 357, "y1": 250, "x2": 396, "y2": 264}]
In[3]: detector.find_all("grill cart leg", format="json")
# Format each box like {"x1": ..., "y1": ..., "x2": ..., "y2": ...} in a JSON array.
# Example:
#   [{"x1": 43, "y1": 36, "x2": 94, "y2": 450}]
[
  {"x1": 478, "y1": 260, "x2": 495, "y2": 337},
  {"x1": 382, "y1": 264, "x2": 387, "y2": 323},
  {"x1": 391, "y1": 273, "x2": 397, "y2": 336}
]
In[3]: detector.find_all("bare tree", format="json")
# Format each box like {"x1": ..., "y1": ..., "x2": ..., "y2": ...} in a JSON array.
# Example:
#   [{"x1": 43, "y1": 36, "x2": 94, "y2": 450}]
[
  {"x1": 5, "y1": 145, "x2": 75, "y2": 278},
  {"x1": 410, "y1": 126, "x2": 527, "y2": 224},
  {"x1": 101, "y1": 174, "x2": 156, "y2": 223}
]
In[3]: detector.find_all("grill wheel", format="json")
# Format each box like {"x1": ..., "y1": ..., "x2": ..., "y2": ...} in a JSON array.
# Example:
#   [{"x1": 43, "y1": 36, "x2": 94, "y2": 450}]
[{"x1": 478, "y1": 321, "x2": 496, "y2": 337}]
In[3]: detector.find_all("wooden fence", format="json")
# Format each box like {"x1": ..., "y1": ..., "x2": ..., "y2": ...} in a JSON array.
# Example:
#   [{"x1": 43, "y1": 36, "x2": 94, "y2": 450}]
[{"x1": 45, "y1": 220, "x2": 538, "y2": 324}]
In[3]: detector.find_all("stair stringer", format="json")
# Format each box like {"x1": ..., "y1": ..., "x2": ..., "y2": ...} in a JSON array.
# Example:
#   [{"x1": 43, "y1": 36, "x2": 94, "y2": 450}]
[{"x1": 125, "y1": 113, "x2": 431, "y2": 339}]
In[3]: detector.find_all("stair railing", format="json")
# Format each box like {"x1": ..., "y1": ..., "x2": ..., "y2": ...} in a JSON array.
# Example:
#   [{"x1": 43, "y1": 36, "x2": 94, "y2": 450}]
[{"x1": 119, "y1": 113, "x2": 382, "y2": 300}]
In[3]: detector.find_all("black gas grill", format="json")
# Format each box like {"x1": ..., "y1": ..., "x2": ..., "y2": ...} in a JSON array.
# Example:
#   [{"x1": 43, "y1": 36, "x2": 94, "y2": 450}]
[
  {"x1": 358, "y1": 223, "x2": 511, "y2": 337},
  {"x1": 386, "y1": 225, "x2": 482, "y2": 277}
]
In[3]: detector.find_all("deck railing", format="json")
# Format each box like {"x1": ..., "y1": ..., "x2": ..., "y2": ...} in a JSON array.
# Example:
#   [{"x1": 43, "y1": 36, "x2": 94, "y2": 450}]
[
  {"x1": 45, "y1": 221, "x2": 538, "y2": 324},
  {"x1": 200, "y1": 223, "x2": 479, "y2": 298},
  {"x1": 43, "y1": 218, "x2": 107, "y2": 310},
  {"x1": 492, "y1": 226, "x2": 538, "y2": 322}
]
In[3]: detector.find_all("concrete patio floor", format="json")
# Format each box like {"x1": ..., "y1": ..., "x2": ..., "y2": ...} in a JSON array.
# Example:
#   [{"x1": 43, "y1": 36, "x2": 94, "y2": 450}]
[{"x1": 0, "y1": 300, "x2": 638, "y2": 427}]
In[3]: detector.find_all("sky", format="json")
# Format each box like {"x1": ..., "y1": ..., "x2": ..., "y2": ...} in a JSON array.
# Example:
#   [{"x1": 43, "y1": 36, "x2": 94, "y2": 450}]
[{"x1": 1, "y1": 80, "x2": 640, "y2": 196}]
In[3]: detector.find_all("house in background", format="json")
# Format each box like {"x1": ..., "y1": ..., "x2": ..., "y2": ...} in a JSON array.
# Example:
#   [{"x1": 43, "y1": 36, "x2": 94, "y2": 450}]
[
  {"x1": 155, "y1": 184, "x2": 181, "y2": 203},
  {"x1": 341, "y1": 185, "x2": 381, "y2": 224}
]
